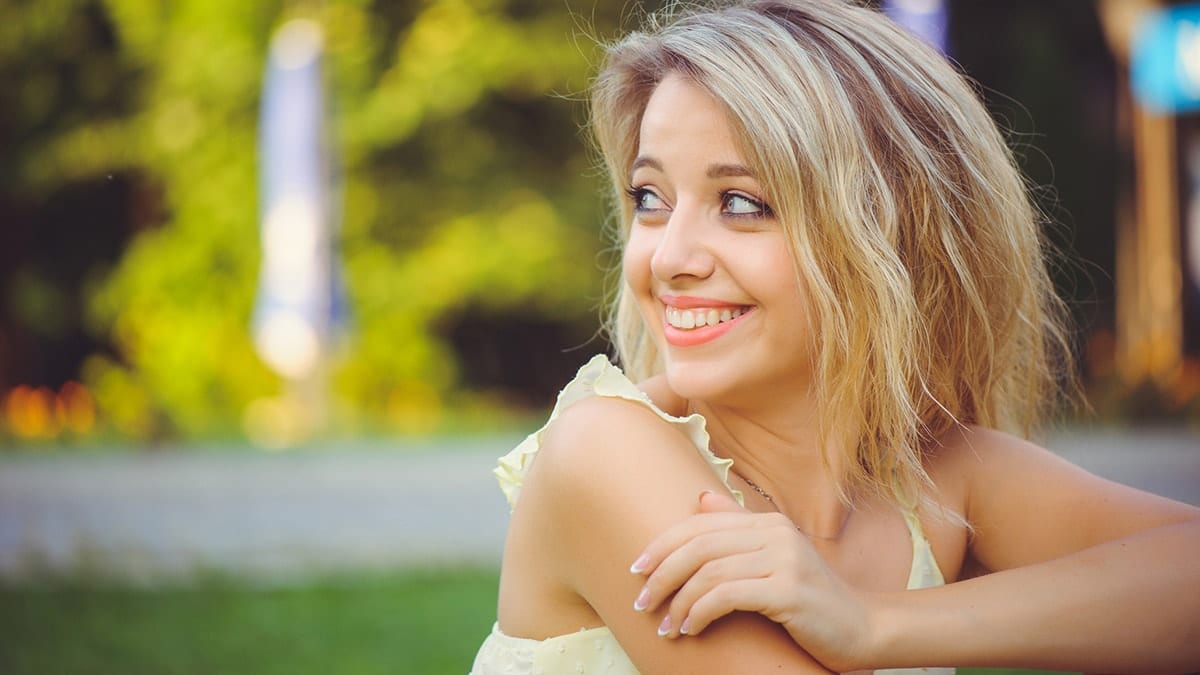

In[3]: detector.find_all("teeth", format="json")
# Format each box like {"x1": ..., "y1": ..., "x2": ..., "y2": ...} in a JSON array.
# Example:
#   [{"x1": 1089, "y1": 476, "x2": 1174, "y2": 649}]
[{"x1": 666, "y1": 306, "x2": 748, "y2": 330}]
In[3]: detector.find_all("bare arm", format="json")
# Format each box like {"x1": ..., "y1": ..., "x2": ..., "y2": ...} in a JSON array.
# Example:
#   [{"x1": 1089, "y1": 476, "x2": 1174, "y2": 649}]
[
  {"x1": 630, "y1": 426, "x2": 1200, "y2": 673},
  {"x1": 867, "y1": 428, "x2": 1200, "y2": 672},
  {"x1": 517, "y1": 395, "x2": 833, "y2": 674}
]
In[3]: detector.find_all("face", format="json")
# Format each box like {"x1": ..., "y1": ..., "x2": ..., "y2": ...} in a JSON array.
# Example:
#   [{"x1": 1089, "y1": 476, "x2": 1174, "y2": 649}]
[{"x1": 623, "y1": 74, "x2": 812, "y2": 405}]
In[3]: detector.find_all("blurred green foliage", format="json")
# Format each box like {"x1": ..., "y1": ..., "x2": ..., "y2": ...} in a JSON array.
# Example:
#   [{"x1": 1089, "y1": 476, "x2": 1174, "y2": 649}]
[{"x1": 4, "y1": 0, "x2": 632, "y2": 439}]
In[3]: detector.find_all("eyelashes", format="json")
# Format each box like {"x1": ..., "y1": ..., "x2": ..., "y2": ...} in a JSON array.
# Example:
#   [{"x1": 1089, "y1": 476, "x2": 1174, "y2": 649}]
[
  {"x1": 625, "y1": 186, "x2": 664, "y2": 213},
  {"x1": 624, "y1": 186, "x2": 774, "y2": 219},
  {"x1": 720, "y1": 191, "x2": 773, "y2": 217}
]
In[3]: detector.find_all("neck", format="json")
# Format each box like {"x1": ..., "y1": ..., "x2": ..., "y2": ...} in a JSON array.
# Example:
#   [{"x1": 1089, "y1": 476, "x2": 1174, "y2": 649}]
[{"x1": 691, "y1": 391, "x2": 855, "y2": 539}]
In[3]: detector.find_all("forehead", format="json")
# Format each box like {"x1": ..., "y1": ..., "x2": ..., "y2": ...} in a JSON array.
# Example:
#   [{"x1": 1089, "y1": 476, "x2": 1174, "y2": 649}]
[{"x1": 636, "y1": 75, "x2": 745, "y2": 166}]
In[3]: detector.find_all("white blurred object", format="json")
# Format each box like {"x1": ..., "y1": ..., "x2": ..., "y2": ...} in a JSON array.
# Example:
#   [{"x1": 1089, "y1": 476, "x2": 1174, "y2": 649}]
[
  {"x1": 251, "y1": 19, "x2": 346, "y2": 445},
  {"x1": 253, "y1": 19, "x2": 344, "y2": 384}
]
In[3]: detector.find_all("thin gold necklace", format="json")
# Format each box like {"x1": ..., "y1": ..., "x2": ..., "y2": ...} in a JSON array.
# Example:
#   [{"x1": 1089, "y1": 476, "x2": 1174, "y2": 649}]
[{"x1": 736, "y1": 472, "x2": 852, "y2": 541}]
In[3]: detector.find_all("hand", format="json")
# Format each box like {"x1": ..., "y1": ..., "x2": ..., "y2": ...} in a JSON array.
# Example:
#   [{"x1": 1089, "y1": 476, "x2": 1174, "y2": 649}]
[{"x1": 630, "y1": 490, "x2": 876, "y2": 672}]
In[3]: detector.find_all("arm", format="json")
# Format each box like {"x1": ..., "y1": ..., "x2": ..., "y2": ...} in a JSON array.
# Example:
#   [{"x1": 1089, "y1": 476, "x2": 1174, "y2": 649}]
[
  {"x1": 518, "y1": 395, "x2": 833, "y2": 674},
  {"x1": 867, "y1": 428, "x2": 1200, "y2": 672},
  {"x1": 633, "y1": 427, "x2": 1200, "y2": 673}
]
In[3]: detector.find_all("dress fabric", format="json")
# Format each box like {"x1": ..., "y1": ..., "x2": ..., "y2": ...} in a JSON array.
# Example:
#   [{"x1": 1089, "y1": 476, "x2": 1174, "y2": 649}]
[{"x1": 471, "y1": 354, "x2": 954, "y2": 675}]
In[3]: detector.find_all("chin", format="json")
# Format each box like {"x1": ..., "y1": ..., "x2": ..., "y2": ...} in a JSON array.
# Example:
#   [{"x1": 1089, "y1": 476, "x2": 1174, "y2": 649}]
[
  {"x1": 659, "y1": 346, "x2": 809, "y2": 408},
  {"x1": 660, "y1": 352, "x2": 755, "y2": 404}
]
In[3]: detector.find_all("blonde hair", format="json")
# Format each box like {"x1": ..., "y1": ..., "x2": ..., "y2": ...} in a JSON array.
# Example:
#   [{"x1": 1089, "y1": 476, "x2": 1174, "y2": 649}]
[{"x1": 591, "y1": 0, "x2": 1076, "y2": 509}]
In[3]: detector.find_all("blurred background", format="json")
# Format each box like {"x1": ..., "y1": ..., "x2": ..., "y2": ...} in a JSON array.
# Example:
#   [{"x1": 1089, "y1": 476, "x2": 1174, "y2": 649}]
[{"x1": 0, "y1": 0, "x2": 1198, "y2": 673}]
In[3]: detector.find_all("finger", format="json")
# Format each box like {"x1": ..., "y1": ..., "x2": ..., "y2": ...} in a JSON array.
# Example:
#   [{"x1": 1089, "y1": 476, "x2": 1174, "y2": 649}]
[
  {"x1": 660, "y1": 551, "x2": 771, "y2": 637},
  {"x1": 630, "y1": 510, "x2": 758, "y2": 576},
  {"x1": 635, "y1": 528, "x2": 768, "y2": 613},
  {"x1": 679, "y1": 577, "x2": 779, "y2": 637},
  {"x1": 698, "y1": 489, "x2": 745, "y2": 514}
]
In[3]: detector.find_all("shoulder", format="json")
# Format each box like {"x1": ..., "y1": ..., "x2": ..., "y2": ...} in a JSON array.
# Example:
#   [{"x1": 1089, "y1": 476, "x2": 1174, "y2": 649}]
[
  {"x1": 923, "y1": 424, "x2": 1083, "y2": 492},
  {"x1": 929, "y1": 424, "x2": 1199, "y2": 572},
  {"x1": 512, "y1": 387, "x2": 728, "y2": 622},
  {"x1": 508, "y1": 382, "x2": 832, "y2": 673},
  {"x1": 922, "y1": 424, "x2": 1121, "y2": 526},
  {"x1": 926, "y1": 424, "x2": 1151, "y2": 505},
  {"x1": 923, "y1": 425, "x2": 1036, "y2": 484},
  {"x1": 530, "y1": 392, "x2": 711, "y2": 510}
]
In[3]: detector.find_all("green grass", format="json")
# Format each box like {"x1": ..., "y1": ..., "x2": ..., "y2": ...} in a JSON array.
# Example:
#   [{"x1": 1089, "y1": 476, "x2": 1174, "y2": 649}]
[
  {"x1": 0, "y1": 568, "x2": 500, "y2": 675},
  {"x1": 0, "y1": 567, "x2": 1072, "y2": 674}
]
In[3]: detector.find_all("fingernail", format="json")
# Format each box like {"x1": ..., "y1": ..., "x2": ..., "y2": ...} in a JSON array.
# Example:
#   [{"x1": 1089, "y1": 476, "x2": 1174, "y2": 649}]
[
  {"x1": 698, "y1": 489, "x2": 713, "y2": 503},
  {"x1": 679, "y1": 617, "x2": 691, "y2": 635},
  {"x1": 657, "y1": 615, "x2": 672, "y2": 637},
  {"x1": 630, "y1": 554, "x2": 649, "y2": 574},
  {"x1": 633, "y1": 587, "x2": 650, "y2": 612}
]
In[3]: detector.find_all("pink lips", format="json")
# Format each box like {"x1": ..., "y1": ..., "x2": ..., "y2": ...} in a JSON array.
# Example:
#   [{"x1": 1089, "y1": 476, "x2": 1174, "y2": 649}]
[{"x1": 659, "y1": 295, "x2": 753, "y2": 347}]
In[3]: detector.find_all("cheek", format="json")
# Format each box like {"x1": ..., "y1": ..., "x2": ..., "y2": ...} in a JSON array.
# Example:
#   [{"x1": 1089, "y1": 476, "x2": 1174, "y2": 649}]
[
  {"x1": 622, "y1": 230, "x2": 666, "y2": 338},
  {"x1": 755, "y1": 249, "x2": 811, "y2": 334},
  {"x1": 621, "y1": 227, "x2": 656, "y2": 291}
]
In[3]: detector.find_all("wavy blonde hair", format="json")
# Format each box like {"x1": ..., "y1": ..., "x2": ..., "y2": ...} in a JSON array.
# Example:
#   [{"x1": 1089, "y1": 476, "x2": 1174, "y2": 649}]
[{"x1": 590, "y1": 0, "x2": 1076, "y2": 509}]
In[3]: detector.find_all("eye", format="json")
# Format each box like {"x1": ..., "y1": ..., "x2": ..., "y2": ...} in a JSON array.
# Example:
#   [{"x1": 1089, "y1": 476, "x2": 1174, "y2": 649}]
[
  {"x1": 625, "y1": 186, "x2": 667, "y2": 212},
  {"x1": 721, "y1": 191, "x2": 772, "y2": 217}
]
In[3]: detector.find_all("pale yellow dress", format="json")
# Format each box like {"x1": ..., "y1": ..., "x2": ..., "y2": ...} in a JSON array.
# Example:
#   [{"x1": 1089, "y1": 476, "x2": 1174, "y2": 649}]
[{"x1": 471, "y1": 355, "x2": 954, "y2": 675}]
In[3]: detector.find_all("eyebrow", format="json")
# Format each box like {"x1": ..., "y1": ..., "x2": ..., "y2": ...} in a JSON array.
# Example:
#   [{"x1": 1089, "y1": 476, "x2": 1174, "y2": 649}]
[
  {"x1": 630, "y1": 156, "x2": 662, "y2": 176},
  {"x1": 706, "y1": 163, "x2": 756, "y2": 179},
  {"x1": 629, "y1": 156, "x2": 758, "y2": 180}
]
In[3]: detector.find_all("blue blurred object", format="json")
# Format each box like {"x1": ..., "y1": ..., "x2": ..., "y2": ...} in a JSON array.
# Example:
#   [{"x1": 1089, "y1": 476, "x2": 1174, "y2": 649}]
[
  {"x1": 253, "y1": 19, "x2": 347, "y2": 380},
  {"x1": 881, "y1": 0, "x2": 948, "y2": 54},
  {"x1": 1132, "y1": 5, "x2": 1200, "y2": 114}
]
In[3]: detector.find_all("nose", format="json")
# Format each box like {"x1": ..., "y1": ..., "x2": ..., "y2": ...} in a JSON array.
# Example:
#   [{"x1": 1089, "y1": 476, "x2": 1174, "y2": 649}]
[{"x1": 649, "y1": 206, "x2": 715, "y2": 282}]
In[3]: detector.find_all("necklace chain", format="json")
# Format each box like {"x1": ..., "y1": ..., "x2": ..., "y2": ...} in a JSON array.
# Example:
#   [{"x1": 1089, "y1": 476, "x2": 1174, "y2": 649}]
[{"x1": 736, "y1": 472, "x2": 851, "y2": 541}]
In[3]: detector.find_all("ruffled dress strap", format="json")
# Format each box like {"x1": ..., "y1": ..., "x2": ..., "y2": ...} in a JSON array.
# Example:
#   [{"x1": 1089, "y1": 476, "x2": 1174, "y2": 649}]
[
  {"x1": 901, "y1": 507, "x2": 946, "y2": 589},
  {"x1": 877, "y1": 490, "x2": 954, "y2": 675},
  {"x1": 494, "y1": 354, "x2": 743, "y2": 510},
  {"x1": 890, "y1": 484, "x2": 947, "y2": 591}
]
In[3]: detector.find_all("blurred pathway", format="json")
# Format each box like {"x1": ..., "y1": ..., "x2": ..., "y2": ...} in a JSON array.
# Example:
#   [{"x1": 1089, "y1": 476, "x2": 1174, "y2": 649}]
[
  {"x1": 0, "y1": 428, "x2": 1195, "y2": 583},
  {"x1": 0, "y1": 437, "x2": 519, "y2": 583}
]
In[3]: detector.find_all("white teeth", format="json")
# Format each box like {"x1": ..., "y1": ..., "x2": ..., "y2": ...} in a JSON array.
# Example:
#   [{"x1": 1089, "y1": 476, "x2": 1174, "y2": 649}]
[{"x1": 665, "y1": 306, "x2": 750, "y2": 330}]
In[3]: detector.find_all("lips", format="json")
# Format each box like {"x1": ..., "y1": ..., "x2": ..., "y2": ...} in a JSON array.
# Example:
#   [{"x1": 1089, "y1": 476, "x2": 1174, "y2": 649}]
[{"x1": 658, "y1": 295, "x2": 755, "y2": 347}]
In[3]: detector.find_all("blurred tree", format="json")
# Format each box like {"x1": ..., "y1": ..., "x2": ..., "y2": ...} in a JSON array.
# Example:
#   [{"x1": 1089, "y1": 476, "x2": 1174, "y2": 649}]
[
  {"x1": 0, "y1": 2, "x2": 148, "y2": 393},
  {"x1": 2, "y1": 0, "x2": 640, "y2": 439}
]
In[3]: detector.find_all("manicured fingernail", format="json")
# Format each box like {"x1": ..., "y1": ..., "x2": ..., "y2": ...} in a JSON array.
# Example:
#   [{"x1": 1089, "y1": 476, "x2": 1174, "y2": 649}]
[
  {"x1": 633, "y1": 587, "x2": 650, "y2": 612},
  {"x1": 679, "y1": 617, "x2": 691, "y2": 635},
  {"x1": 630, "y1": 554, "x2": 649, "y2": 574},
  {"x1": 657, "y1": 615, "x2": 672, "y2": 637}
]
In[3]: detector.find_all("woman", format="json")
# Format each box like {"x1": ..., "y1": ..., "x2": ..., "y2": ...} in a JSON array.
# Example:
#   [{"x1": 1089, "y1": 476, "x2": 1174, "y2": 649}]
[{"x1": 471, "y1": 1, "x2": 1200, "y2": 672}]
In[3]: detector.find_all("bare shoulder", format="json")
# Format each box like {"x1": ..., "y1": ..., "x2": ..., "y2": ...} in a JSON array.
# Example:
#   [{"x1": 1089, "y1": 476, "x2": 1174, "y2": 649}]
[
  {"x1": 929, "y1": 425, "x2": 1199, "y2": 572},
  {"x1": 922, "y1": 425, "x2": 1036, "y2": 498},
  {"x1": 533, "y1": 392, "x2": 694, "y2": 485},
  {"x1": 517, "y1": 393, "x2": 725, "y2": 589},
  {"x1": 924, "y1": 424, "x2": 1110, "y2": 493},
  {"x1": 508, "y1": 393, "x2": 831, "y2": 673}
]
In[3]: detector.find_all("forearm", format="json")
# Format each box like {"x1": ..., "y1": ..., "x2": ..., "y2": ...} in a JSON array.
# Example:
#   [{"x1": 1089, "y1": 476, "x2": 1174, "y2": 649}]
[{"x1": 867, "y1": 519, "x2": 1200, "y2": 673}]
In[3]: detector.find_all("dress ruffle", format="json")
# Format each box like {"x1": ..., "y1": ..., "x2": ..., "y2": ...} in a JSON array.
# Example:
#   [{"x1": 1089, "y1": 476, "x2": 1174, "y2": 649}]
[{"x1": 494, "y1": 353, "x2": 743, "y2": 511}]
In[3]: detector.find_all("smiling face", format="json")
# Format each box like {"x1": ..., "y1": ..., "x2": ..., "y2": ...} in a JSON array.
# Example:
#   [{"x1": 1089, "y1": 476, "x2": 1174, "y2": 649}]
[{"x1": 622, "y1": 74, "x2": 812, "y2": 406}]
